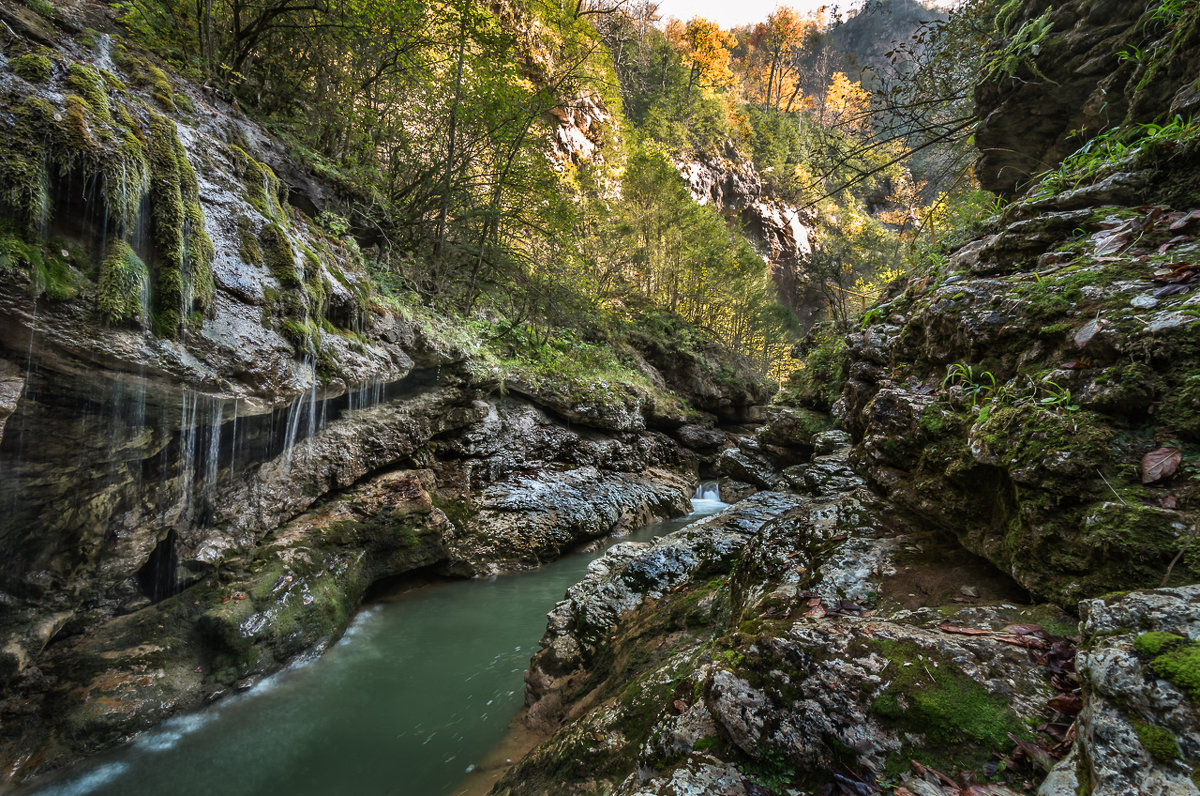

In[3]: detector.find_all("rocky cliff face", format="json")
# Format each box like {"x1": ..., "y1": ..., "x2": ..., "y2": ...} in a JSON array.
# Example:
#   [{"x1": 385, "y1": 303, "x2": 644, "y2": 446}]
[
  {"x1": 676, "y1": 148, "x2": 820, "y2": 323},
  {"x1": 0, "y1": 2, "x2": 767, "y2": 783},
  {"x1": 975, "y1": 0, "x2": 1200, "y2": 196}
]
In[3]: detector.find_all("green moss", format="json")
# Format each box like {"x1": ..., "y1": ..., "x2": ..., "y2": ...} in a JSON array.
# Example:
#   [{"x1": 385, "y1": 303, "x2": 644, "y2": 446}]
[
  {"x1": 1149, "y1": 642, "x2": 1200, "y2": 702},
  {"x1": 11, "y1": 53, "x2": 53, "y2": 83},
  {"x1": 67, "y1": 63, "x2": 112, "y2": 124},
  {"x1": 146, "y1": 113, "x2": 214, "y2": 336},
  {"x1": 97, "y1": 239, "x2": 149, "y2": 325},
  {"x1": 869, "y1": 639, "x2": 1029, "y2": 765},
  {"x1": 1157, "y1": 374, "x2": 1200, "y2": 441},
  {"x1": 237, "y1": 218, "x2": 264, "y2": 266},
  {"x1": 229, "y1": 145, "x2": 287, "y2": 222},
  {"x1": 1133, "y1": 632, "x2": 1186, "y2": 657},
  {"x1": 261, "y1": 223, "x2": 298, "y2": 286},
  {"x1": 1133, "y1": 721, "x2": 1181, "y2": 762},
  {"x1": 0, "y1": 225, "x2": 87, "y2": 300},
  {"x1": 146, "y1": 64, "x2": 175, "y2": 111}
]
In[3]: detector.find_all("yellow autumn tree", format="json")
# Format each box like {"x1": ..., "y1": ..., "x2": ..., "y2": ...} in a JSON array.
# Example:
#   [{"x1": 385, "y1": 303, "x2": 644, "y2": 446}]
[
  {"x1": 669, "y1": 17, "x2": 735, "y2": 95},
  {"x1": 821, "y1": 71, "x2": 870, "y2": 132},
  {"x1": 747, "y1": 6, "x2": 813, "y2": 110}
]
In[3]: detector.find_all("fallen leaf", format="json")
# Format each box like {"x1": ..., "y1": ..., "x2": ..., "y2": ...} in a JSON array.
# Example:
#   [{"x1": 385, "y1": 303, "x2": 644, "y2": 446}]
[
  {"x1": 937, "y1": 623, "x2": 992, "y2": 635},
  {"x1": 807, "y1": 597, "x2": 822, "y2": 607},
  {"x1": 1142, "y1": 447, "x2": 1182, "y2": 484},
  {"x1": 672, "y1": 699, "x2": 688, "y2": 713},
  {"x1": 995, "y1": 634, "x2": 1049, "y2": 649},
  {"x1": 592, "y1": 732, "x2": 605, "y2": 743},
  {"x1": 1003, "y1": 623, "x2": 1046, "y2": 636},
  {"x1": 1093, "y1": 229, "x2": 1132, "y2": 255},
  {"x1": 1048, "y1": 693, "x2": 1083, "y2": 715},
  {"x1": 805, "y1": 604, "x2": 827, "y2": 619},
  {"x1": 741, "y1": 781, "x2": 775, "y2": 796},
  {"x1": 1009, "y1": 733, "x2": 1055, "y2": 772},
  {"x1": 1169, "y1": 209, "x2": 1200, "y2": 231},
  {"x1": 1161, "y1": 495, "x2": 1179, "y2": 509},
  {"x1": 1074, "y1": 318, "x2": 1107, "y2": 349}
]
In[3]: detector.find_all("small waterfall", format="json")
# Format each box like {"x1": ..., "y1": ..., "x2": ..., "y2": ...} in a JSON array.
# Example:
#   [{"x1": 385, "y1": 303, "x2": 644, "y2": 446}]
[
  {"x1": 178, "y1": 389, "x2": 199, "y2": 520},
  {"x1": 202, "y1": 400, "x2": 223, "y2": 509},
  {"x1": 691, "y1": 481, "x2": 724, "y2": 505}
]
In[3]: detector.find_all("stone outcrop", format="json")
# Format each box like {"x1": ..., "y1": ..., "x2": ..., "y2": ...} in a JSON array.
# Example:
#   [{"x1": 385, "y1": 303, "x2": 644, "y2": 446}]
[
  {"x1": 975, "y1": 0, "x2": 1200, "y2": 196},
  {"x1": 675, "y1": 148, "x2": 819, "y2": 322},
  {"x1": 1041, "y1": 586, "x2": 1200, "y2": 796},
  {"x1": 497, "y1": 440, "x2": 1080, "y2": 795}
]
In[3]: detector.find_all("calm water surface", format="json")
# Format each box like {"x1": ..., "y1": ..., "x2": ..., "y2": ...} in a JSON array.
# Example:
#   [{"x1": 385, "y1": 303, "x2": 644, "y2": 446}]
[{"x1": 28, "y1": 492, "x2": 727, "y2": 796}]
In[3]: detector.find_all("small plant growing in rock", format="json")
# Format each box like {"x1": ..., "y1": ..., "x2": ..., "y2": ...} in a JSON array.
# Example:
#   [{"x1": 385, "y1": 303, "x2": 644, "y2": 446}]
[
  {"x1": 942, "y1": 363, "x2": 997, "y2": 408},
  {"x1": 1039, "y1": 379, "x2": 1080, "y2": 413}
]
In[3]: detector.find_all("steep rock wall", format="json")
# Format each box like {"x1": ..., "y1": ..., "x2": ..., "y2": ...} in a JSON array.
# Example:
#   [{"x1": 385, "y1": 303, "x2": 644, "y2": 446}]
[{"x1": 675, "y1": 148, "x2": 820, "y2": 323}]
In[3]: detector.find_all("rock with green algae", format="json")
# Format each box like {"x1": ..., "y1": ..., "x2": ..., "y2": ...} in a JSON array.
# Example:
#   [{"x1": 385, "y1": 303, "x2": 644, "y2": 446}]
[{"x1": 1038, "y1": 585, "x2": 1200, "y2": 796}]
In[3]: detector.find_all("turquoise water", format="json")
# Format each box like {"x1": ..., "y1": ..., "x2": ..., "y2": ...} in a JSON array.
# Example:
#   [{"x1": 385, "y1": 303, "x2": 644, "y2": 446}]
[{"x1": 27, "y1": 495, "x2": 727, "y2": 796}]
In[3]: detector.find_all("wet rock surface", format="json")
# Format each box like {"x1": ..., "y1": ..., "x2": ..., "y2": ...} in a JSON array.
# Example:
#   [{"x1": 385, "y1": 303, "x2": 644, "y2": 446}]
[{"x1": 495, "y1": 443, "x2": 1088, "y2": 796}]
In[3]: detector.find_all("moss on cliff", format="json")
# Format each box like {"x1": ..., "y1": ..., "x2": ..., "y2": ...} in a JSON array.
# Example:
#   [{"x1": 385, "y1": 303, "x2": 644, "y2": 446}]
[
  {"x1": 11, "y1": 53, "x2": 53, "y2": 83},
  {"x1": 97, "y1": 239, "x2": 149, "y2": 324},
  {"x1": 146, "y1": 113, "x2": 214, "y2": 336}
]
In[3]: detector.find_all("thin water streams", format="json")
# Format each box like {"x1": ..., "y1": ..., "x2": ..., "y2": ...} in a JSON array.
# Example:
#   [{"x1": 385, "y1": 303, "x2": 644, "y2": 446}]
[{"x1": 25, "y1": 488, "x2": 729, "y2": 796}]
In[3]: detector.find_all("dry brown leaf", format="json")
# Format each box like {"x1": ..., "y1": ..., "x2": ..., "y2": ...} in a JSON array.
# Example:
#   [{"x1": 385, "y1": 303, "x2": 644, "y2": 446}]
[
  {"x1": 1169, "y1": 209, "x2": 1200, "y2": 231},
  {"x1": 995, "y1": 634, "x2": 1049, "y2": 649},
  {"x1": 1142, "y1": 447, "x2": 1182, "y2": 484},
  {"x1": 1048, "y1": 693, "x2": 1083, "y2": 715},
  {"x1": 1074, "y1": 318, "x2": 1107, "y2": 349}
]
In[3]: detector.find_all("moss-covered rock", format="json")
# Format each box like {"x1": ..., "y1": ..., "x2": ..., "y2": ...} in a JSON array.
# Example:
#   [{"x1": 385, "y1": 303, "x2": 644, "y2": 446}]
[
  {"x1": 146, "y1": 113, "x2": 214, "y2": 336},
  {"x1": 10, "y1": 53, "x2": 53, "y2": 83},
  {"x1": 97, "y1": 239, "x2": 149, "y2": 325}
]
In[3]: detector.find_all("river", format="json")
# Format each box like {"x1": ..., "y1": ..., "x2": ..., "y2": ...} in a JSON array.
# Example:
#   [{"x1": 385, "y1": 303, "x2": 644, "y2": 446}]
[{"x1": 25, "y1": 487, "x2": 728, "y2": 796}]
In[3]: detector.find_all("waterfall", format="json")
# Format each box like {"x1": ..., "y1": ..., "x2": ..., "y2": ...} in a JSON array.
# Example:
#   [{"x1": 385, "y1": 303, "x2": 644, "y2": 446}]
[{"x1": 690, "y1": 481, "x2": 726, "y2": 510}]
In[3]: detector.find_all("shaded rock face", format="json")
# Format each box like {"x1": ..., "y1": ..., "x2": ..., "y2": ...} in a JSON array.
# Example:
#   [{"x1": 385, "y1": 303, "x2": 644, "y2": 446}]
[
  {"x1": 975, "y1": 0, "x2": 1200, "y2": 196},
  {"x1": 675, "y1": 150, "x2": 819, "y2": 321},
  {"x1": 497, "y1": 441, "x2": 1078, "y2": 796},
  {"x1": 834, "y1": 183, "x2": 1200, "y2": 606}
]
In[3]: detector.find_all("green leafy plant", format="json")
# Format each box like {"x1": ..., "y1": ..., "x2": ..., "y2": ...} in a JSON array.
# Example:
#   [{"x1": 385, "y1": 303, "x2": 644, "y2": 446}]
[
  {"x1": 943, "y1": 363, "x2": 997, "y2": 408},
  {"x1": 1039, "y1": 379, "x2": 1080, "y2": 413}
]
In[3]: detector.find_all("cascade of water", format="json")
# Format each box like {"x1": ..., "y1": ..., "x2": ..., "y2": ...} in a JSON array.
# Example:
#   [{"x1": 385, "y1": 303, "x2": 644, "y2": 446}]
[
  {"x1": 202, "y1": 399, "x2": 223, "y2": 513},
  {"x1": 229, "y1": 398, "x2": 239, "y2": 471},
  {"x1": 281, "y1": 366, "x2": 308, "y2": 472},
  {"x1": 692, "y1": 481, "x2": 721, "y2": 502},
  {"x1": 179, "y1": 389, "x2": 199, "y2": 521}
]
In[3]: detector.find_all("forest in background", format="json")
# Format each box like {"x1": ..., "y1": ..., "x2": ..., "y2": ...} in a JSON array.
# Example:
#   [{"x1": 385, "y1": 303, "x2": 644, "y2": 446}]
[{"x1": 88, "y1": 0, "x2": 1004, "y2": 387}]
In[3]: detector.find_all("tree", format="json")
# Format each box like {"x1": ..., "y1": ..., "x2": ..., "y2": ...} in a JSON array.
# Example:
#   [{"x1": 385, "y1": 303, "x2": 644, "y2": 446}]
[{"x1": 668, "y1": 17, "x2": 735, "y2": 96}]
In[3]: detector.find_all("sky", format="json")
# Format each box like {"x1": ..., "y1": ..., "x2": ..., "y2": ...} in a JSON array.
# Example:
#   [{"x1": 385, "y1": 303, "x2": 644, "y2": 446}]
[{"x1": 653, "y1": 0, "x2": 860, "y2": 28}]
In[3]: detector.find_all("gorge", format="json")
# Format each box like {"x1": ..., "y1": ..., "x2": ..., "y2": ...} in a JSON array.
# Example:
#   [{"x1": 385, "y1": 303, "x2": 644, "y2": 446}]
[{"x1": 1, "y1": 0, "x2": 1199, "y2": 793}]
